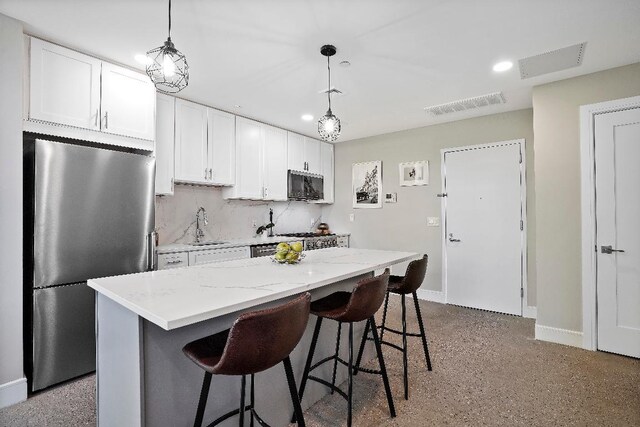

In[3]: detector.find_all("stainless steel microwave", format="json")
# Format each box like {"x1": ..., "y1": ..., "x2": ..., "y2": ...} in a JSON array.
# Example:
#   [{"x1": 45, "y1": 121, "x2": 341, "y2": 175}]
[{"x1": 287, "y1": 170, "x2": 324, "y2": 201}]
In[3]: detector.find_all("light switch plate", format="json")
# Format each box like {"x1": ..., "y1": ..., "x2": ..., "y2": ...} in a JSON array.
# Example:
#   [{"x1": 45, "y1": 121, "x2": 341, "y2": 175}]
[
  {"x1": 427, "y1": 217, "x2": 440, "y2": 227},
  {"x1": 349, "y1": 214, "x2": 355, "y2": 222}
]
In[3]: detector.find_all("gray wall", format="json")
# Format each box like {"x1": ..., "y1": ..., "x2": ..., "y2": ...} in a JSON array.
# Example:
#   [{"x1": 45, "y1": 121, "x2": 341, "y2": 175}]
[
  {"x1": 322, "y1": 109, "x2": 536, "y2": 304},
  {"x1": 0, "y1": 13, "x2": 25, "y2": 407},
  {"x1": 532, "y1": 62, "x2": 640, "y2": 332}
]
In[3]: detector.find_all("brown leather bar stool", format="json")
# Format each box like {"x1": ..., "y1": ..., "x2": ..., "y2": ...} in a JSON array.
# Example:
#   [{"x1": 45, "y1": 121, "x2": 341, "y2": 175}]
[
  {"x1": 293, "y1": 270, "x2": 396, "y2": 427},
  {"x1": 183, "y1": 293, "x2": 311, "y2": 427},
  {"x1": 354, "y1": 255, "x2": 432, "y2": 400}
]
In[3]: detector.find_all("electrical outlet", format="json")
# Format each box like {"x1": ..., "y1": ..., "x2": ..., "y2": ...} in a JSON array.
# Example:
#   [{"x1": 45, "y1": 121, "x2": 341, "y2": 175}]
[
  {"x1": 349, "y1": 214, "x2": 355, "y2": 222},
  {"x1": 427, "y1": 217, "x2": 440, "y2": 227},
  {"x1": 310, "y1": 217, "x2": 316, "y2": 226}
]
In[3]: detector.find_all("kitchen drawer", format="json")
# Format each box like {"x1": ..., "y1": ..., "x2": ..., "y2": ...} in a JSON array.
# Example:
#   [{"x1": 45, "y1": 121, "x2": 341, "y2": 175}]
[
  {"x1": 189, "y1": 246, "x2": 251, "y2": 266},
  {"x1": 158, "y1": 252, "x2": 189, "y2": 270},
  {"x1": 337, "y1": 236, "x2": 349, "y2": 248}
]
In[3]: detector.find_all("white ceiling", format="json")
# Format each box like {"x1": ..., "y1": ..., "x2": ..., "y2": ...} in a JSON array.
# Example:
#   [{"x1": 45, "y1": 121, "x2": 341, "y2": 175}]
[{"x1": 1, "y1": 0, "x2": 639, "y2": 142}]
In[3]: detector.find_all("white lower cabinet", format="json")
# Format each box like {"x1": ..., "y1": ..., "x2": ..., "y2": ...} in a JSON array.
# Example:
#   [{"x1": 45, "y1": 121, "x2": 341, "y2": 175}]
[
  {"x1": 158, "y1": 252, "x2": 188, "y2": 270},
  {"x1": 188, "y1": 247, "x2": 251, "y2": 266}
]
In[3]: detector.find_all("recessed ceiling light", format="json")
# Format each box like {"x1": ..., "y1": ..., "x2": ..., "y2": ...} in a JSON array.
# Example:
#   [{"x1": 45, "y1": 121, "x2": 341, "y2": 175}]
[
  {"x1": 339, "y1": 60, "x2": 351, "y2": 67},
  {"x1": 493, "y1": 60, "x2": 513, "y2": 72},
  {"x1": 234, "y1": 104, "x2": 242, "y2": 108},
  {"x1": 134, "y1": 54, "x2": 152, "y2": 66},
  {"x1": 301, "y1": 114, "x2": 314, "y2": 121}
]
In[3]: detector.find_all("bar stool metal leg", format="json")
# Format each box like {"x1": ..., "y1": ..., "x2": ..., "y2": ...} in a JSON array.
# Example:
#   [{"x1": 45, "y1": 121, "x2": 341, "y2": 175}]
[
  {"x1": 412, "y1": 291, "x2": 433, "y2": 371},
  {"x1": 292, "y1": 317, "x2": 323, "y2": 423},
  {"x1": 380, "y1": 291, "x2": 390, "y2": 341},
  {"x1": 331, "y1": 322, "x2": 342, "y2": 394},
  {"x1": 347, "y1": 322, "x2": 354, "y2": 427},
  {"x1": 401, "y1": 294, "x2": 409, "y2": 399},
  {"x1": 239, "y1": 375, "x2": 246, "y2": 427},
  {"x1": 283, "y1": 356, "x2": 306, "y2": 427},
  {"x1": 369, "y1": 317, "x2": 396, "y2": 418},
  {"x1": 352, "y1": 318, "x2": 370, "y2": 376},
  {"x1": 250, "y1": 374, "x2": 255, "y2": 427},
  {"x1": 194, "y1": 372, "x2": 213, "y2": 427}
]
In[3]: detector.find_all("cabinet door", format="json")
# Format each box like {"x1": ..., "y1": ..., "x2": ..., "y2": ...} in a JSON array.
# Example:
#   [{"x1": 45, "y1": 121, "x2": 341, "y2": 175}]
[
  {"x1": 101, "y1": 62, "x2": 156, "y2": 141},
  {"x1": 155, "y1": 94, "x2": 175, "y2": 195},
  {"x1": 304, "y1": 137, "x2": 322, "y2": 174},
  {"x1": 319, "y1": 142, "x2": 334, "y2": 203},
  {"x1": 207, "y1": 108, "x2": 235, "y2": 186},
  {"x1": 29, "y1": 38, "x2": 101, "y2": 130},
  {"x1": 233, "y1": 118, "x2": 264, "y2": 199},
  {"x1": 263, "y1": 125, "x2": 288, "y2": 201},
  {"x1": 287, "y1": 132, "x2": 305, "y2": 172},
  {"x1": 174, "y1": 99, "x2": 209, "y2": 184},
  {"x1": 188, "y1": 247, "x2": 251, "y2": 266}
]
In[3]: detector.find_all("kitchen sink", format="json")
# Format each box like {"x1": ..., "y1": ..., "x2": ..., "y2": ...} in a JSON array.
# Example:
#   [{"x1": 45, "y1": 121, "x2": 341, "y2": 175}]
[{"x1": 191, "y1": 241, "x2": 228, "y2": 246}]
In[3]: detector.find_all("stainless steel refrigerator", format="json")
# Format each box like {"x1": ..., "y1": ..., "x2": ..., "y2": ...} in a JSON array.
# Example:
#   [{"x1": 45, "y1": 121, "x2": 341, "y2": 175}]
[{"x1": 24, "y1": 135, "x2": 155, "y2": 392}]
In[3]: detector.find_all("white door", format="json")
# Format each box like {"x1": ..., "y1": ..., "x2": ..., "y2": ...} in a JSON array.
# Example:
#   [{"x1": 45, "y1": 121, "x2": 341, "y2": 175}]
[
  {"x1": 101, "y1": 63, "x2": 156, "y2": 141},
  {"x1": 287, "y1": 132, "x2": 305, "y2": 172},
  {"x1": 305, "y1": 137, "x2": 322, "y2": 174},
  {"x1": 207, "y1": 108, "x2": 235, "y2": 186},
  {"x1": 174, "y1": 99, "x2": 209, "y2": 184},
  {"x1": 595, "y1": 108, "x2": 640, "y2": 358},
  {"x1": 155, "y1": 94, "x2": 175, "y2": 195},
  {"x1": 29, "y1": 38, "x2": 101, "y2": 130},
  {"x1": 233, "y1": 118, "x2": 264, "y2": 199},
  {"x1": 444, "y1": 142, "x2": 524, "y2": 315},
  {"x1": 263, "y1": 125, "x2": 288, "y2": 201}
]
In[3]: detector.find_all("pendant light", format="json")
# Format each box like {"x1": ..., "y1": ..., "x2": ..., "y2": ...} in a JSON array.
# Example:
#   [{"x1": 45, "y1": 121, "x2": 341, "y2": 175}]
[
  {"x1": 146, "y1": 0, "x2": 189, "y2": 93},
  {"x1": 318, "y1": 45, "x2": 341, "y2": 142}
]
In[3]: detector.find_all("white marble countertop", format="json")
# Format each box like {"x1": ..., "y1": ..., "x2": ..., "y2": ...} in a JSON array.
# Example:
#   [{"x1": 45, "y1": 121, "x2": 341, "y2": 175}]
[
  {"x1": 156, "y1": 233, "x2": 351, "y2": 254},
  {"x1": 88, "y1": 247, "x2": 417, "y2": 331}
]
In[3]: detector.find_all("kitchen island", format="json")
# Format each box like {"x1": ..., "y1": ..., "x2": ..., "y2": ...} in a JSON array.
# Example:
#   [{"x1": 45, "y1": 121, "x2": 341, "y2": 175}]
[{"x1": 88, "y1": 247, "x2": 419, "y2": 427}]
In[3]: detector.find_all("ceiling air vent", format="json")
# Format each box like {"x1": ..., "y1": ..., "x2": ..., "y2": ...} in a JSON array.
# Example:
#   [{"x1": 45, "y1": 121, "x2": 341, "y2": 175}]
[
  {"x1": 518, "y1": 42, "x2": 586, "y2": 79},
  {"x1": 424, "y1": 92, "x2": 506, "y2": 116}
]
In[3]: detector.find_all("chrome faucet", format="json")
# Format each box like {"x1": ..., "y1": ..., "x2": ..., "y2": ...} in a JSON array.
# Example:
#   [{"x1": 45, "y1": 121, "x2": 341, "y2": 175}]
[{"x1": 195, "y1": 207, "x2": 208, "y2": 243}]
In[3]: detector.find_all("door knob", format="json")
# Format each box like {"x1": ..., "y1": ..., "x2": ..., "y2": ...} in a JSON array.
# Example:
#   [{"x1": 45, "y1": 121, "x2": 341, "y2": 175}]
[
  {"x1": 601, "y1": 245, "x2": 624, "y2": 254},
  {"x1": 448, "y1": 233, "x2": 461, "y2": 243}
]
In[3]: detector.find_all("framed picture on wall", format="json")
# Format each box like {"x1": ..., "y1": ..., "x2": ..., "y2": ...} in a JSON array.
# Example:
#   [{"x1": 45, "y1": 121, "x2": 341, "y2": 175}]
[
  {"x1": 352, "y1": 161, "x2": 382, "y2": 209},
  {"x1": 399, "y1": 161, "x2": 429, "y2": 186}
]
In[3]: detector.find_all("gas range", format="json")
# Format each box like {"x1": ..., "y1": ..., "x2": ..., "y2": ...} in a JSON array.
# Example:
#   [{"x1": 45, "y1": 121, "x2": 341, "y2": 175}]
[{"x1": 277, "y1": 233, "x2": 339, "y2": 251}]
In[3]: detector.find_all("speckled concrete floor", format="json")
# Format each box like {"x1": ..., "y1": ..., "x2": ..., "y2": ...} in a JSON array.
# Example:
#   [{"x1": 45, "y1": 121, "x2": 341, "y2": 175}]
[{"x1": 2, "y1": 299, "x2": 639, "y2": 427}]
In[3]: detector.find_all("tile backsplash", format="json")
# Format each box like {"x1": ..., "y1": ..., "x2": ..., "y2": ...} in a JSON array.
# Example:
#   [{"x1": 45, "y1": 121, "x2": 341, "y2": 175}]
[{"x1": 155, "y1": 184, "x2": 323, "y2": 245}]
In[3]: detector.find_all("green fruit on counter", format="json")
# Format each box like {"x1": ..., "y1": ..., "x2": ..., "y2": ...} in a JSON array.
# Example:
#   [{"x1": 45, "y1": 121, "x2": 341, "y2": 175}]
[
  {"x1": 276, "y1": 242, "x2": 291, "y2": 254},
  {"x1": 285, "y1": 252, "x2": 299, "y2": 263},
  {"x1": 290, "y1": 242, "x2": 303, "y2": 253},
  {"x1": 274, "y1": 252, "x2": 286, "y2": 261}
]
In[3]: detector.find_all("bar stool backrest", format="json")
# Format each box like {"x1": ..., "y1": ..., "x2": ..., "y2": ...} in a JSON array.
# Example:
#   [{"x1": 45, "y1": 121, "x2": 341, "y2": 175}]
[
  {"x1": 215, "y1": 293, "x2": 311, "y2": 375},
  {"x1": 340, "y1": 269, "x2": 390, "y2": 323},
  {"x1": 396, "y1": 255, "x2": 428, "y2": 294}
]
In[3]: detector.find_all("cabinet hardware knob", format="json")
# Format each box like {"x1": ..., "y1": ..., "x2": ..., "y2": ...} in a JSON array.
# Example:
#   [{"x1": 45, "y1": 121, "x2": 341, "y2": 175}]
[
  {"x1": 205, "y1": 168, "x2": 208, "y2": 179},
  {"x1": 95, "y1": 109, "x2": 99, "y2": 127},
  {"x1": 104, "y1": 111, "x2": 108, "y2": 129}
]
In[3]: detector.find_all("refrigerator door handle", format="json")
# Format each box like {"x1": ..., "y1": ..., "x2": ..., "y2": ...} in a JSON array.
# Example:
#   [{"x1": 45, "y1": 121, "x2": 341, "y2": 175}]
[{"x1": 147, "y1": 231, "x2": 157, "y2": 271}]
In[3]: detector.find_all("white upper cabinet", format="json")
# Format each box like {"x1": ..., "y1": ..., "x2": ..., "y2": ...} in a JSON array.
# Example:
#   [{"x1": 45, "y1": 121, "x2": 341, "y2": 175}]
[
  {"x1": 226, "y1": 117, "x2": 264, "y2": 199},
  {"x1": 287, "y1": 132, "x2": 305, "y2": 172},
  {"x1": 304, "y1": 137, "x2": 322, "y2": 175},
  {"x1": 29, "y1": 37, "x2": 101, "y2": 130},
  {"x1": 263, "y1": 125, "x2": 288, "y2": 201},
  {"x1": 207, "y1": 108, "x2": 235, "y2": 186},
  {"x1": 101, "y1": 63, "x2": 156, "y2": 141},
  {"x1": 174, "y1": 99, "x2": 209, "y2": 184},
  {"x1": 318, "y1": 142, "x2": 334, "y2": 203},
  {"x1": 27, "y1": 37, "x2": 156, "y2": 149},
  {"x1": 155, "y1": 94, "x2": 175, "y2": 195}
]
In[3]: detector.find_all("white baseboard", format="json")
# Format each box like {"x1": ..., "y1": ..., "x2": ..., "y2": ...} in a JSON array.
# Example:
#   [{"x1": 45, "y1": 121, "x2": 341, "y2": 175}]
[
  {"x1": 0, "y1": 377, "x2": 27, "y2": 409},
  {"x1": 415, "y1": 289, "x2": 445, "y2": 304},
  {"x1": 535, "y1": 324, "x2": 583, "y2": 348},
  {"x1": 523, "y1": 306, "x2": 537, "y2": 319}
]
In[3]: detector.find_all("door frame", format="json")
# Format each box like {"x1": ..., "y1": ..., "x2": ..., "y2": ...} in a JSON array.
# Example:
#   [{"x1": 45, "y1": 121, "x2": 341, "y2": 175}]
[
  {"x1": 440, "y1": 139, "x2": 528, "y2": 315},
  {"x1": 579, "y1": 95, "x2": 640, "y2": 351}
]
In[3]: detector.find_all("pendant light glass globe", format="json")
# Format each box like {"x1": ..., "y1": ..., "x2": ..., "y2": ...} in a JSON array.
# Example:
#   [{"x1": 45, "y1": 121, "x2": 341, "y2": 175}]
[
  {"x1": 318, "y1": 45, "x2": 341, "y2": 142},
  {"x1": 145, "y1": 0, "x2": 189, "y2": 94},
  {"x1": 318, "y1": 109, "x2": 341, "y2": 142}
]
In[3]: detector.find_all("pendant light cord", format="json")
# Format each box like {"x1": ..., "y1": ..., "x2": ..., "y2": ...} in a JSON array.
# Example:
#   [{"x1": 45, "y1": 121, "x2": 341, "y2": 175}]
[
  {"x1": 167, "y1": 0, "x2": 172, "y2": 41},
  {"x1": 327, "y1": 54, "x2": 332, "y2": 111}
]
